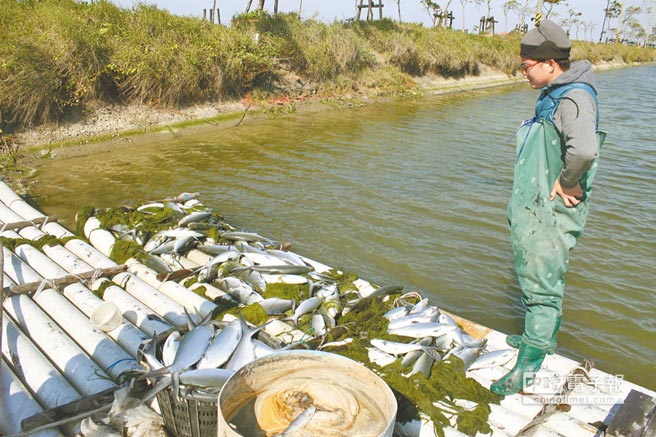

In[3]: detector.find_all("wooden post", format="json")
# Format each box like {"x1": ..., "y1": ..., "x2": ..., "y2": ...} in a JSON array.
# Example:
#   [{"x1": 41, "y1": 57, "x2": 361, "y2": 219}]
[
  {"x1": 368, "y1": 0, "x2": 374, "y2": 21},
  {"x1": 203, "y1": 8, "x2": 207, "y2": 20},
  {"x1": 209, "y1": 8, "x2": 214, "y2": 23},
  {"x1": 216, "y1": 8, "x2": 221, "y2": 25}
]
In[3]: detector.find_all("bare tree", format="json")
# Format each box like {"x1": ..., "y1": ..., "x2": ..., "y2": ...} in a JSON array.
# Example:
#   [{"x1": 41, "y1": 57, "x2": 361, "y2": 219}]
[
  {"x1": 503, "y1": 0, "x2": 521, "y2": 32},
  {"x1": 459, "y1": 0, "x2": 471, "y2": 30},
  {"x1": 421, "y1": 0, "x2": 441, "y2": 27}
]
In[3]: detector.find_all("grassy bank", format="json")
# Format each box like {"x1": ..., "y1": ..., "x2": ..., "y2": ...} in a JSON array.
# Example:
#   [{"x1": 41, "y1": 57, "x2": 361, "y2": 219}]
[{"x1": 1, "y1": 0, "x2": 653, "y2": 137}]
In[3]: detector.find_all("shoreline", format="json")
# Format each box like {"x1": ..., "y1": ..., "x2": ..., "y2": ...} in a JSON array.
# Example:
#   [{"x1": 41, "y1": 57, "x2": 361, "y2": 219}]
[{"x1": 3, "y1": 60, "x2": 639, "y2": 193}]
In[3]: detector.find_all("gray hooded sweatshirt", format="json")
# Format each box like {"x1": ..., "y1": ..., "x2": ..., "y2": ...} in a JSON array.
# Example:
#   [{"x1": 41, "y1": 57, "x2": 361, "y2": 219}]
[{"x1": 546, "y1": 60, "x2": 600, "y2": 188}]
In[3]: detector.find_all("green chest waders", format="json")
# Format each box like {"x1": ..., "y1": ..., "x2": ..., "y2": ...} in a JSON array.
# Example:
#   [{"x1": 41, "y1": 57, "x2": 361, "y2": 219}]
[{"x1": 491, "y1": 84, "x2": 605, "y2": 395}]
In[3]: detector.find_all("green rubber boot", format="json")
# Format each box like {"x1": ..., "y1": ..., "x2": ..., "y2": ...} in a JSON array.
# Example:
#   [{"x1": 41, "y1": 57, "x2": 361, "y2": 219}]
[
  {"x1": 506, "y1": 316, "x2": 561, "y2": 354},
  {"x1": 490, "y1": 342, "x2": 547, "y2": 395}
]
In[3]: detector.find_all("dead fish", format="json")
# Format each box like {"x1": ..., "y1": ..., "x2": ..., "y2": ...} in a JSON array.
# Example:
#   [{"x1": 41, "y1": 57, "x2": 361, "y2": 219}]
[
  {"x1": 288, "y1": 296, "x2": 322, "y2": 326},
  {"x1": 388, "y1": 322, "x2": 456, "y2": 339},
  {"x1": 311, "y1": 314, "x2": 327, "y2": 336},
  {"x1": 162, "y1": 331, "x2": 182, "y2": 367},
  {"x1": 409, "y1": 350, "x2": 436, "y2": 377},
  {"x1": 370, "y1": 339, "x2": 439, "y2": 358},
  {"x1": 279, "y1": 405, "x2": 316, "y2": 436},
  {"x1": 196, "y1": 320, "x2": 242, "y2": 369},
  {"x1": 178, "y1": 211, "x2": 212, "y2": 227},
  {"x1": 259, "y1": 298, "x2": 295, "y2": 315},
  {"x1": 220, "y1": 231, "x2": 273, "y2": 243},
  {"x1": 234, "y1": 264, "x2": 314, "y2": 275},
  {"x1": 215, "y1": 277, "x2": 264, "y2": 305},
  {"x1": 468, "y1": 349, "x2": 516, "y2": 371},
  {"x1": 179, "y1": 368, "x2": 235, "y2": 388},
  {"x1": 383, "y1": 305, "x2": 412, "y2": 321},
  {"x1": 167, "y1": 324, "x2": 214, "y2": 373},
  {"x1": 225, "y1": 314, "x2": 269, "y2": 371}
]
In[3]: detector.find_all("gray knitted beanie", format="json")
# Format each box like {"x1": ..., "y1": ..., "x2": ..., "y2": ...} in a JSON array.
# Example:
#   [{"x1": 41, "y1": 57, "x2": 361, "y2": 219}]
[{"x1": 520, "y1": 19, "x2": 571, "y2": 60}]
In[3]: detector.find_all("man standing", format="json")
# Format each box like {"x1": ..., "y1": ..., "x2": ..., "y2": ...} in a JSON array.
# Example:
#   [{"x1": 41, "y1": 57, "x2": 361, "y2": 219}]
[{"x1": 491, "y1": 20, "x2": 605, "y2": 396}]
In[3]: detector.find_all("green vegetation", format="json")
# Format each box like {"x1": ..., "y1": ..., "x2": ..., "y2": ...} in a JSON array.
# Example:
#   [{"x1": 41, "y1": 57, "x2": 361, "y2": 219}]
[{"x1": 1, "y1": 0, "x2": 653, "y2": 135}]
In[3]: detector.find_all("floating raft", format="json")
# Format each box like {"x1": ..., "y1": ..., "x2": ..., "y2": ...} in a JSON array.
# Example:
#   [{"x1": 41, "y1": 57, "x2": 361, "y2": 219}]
[{"x1": 0, "y1": 179, "x2": 654, "y2": 437}]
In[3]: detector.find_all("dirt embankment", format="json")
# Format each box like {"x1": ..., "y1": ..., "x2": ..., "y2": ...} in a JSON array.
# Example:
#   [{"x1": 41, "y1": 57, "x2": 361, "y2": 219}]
[{"x1": 1, "y1": 60, "x2": 632, "y2": 193}]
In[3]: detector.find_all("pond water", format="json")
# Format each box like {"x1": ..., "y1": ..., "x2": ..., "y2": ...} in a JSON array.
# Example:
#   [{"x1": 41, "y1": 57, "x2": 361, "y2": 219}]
[{"x1": 31, "y1": 64, "x2": 656, "y2": 391}]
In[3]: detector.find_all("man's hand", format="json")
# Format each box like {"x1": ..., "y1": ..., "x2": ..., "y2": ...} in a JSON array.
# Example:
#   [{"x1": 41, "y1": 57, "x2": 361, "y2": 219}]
[{"x1": 550, "y1": 178, "x2": 583, "y2": 207}]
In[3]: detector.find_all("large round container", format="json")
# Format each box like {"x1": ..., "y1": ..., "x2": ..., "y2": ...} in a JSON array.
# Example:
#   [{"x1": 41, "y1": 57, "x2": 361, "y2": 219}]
[{"x1": 217, "y1": 350, "x2": 397, "y2": 437}]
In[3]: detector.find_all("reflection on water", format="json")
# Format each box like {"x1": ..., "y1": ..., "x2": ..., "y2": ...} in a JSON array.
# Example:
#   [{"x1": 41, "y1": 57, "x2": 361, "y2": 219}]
[{"x1": 31, "y1": 65, "x2": 656, "y2": 390}]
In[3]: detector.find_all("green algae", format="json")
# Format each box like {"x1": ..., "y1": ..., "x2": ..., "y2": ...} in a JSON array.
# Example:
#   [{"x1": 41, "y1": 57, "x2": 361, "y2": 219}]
[
  {"x1": 93, "y1": 279, "x2": 113, "y2": 299},
  {"x1": 0, "y1": 235, "x2": 76, "y2": 252},
  {"x1": 324, "y1": 268, "x2": 359, "y2": 294},
  {"x1": 109, "y1": 239, "x2": 145, "y2": 264},
  {"x1": 226, "y1": 303, "x2": 269, "y2": 326},
  {"x1": 319, "y1": 294, "x2": 501, "y2": 436},
  {"x1": 263, "y1": 282, "x2": 309, "y2": 301},
  {"x1": 75, "y1": 206, "x2": 96, "y2": 237}
]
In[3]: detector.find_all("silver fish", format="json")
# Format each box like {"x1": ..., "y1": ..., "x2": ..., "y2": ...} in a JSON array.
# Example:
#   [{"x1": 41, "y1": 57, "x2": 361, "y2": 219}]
[
  {"x1": 149, "y1": 239, "x2": 176, "y2": 255},
  {"x1": 236, "y1": 264, "x2": 314, "y2": 275},
  {"x1": 370, "y1": 339, "x2": 438, "y2": 358},
  {"x1": 289, "y1": 296, "x2": 322, "y2": 326},
  {"x1": 178, "y1": 211, "x2": 212, "y2": 227},
  {"x1": 196, "y1": 320, "x2": 242, "y2": 369},
  {"x1": 144, "y1": 232, "x2": 171, "y2": 253},
  {"x1": 168, "y1": 324, "x2": 214, "y2": 373},
  {"x1": 179, "y1": 368, "x2": 234, "y2": 388},
  {"x1": 387, "y1": 311, "x2": 440, "y2": 331},
  {"x1": 225, "y1": 314, "x2": 268, "y2": 371},
  {"x1": 173, "y1": 235, "x2": 198, "y2": 255},
  {"x1": 468, "y1": 349, "x2": 516, "y2": 371},
  {"x1": 280, "y1": 405, "x2": 316, "y2": 436},
  {"x1": 196, "y1": 244, "x2": 240, "y2": 256},
  {"x1": 383, "y1": 305, "x2": 412, "y2": 321},
  {"x1": 388, "y1": 322, "x2": 456, "y2": 339},
  {"x1": 409, "y1": 351, "x2": 436, "y2": 377},
  {"x1": 220, "y1": 231, "x2": 273, "y2": 243},
  {"x1": 449, "y1": 347, "x2": 481, "y2": 371},
  {"x1": 215, "y1": 277, "x2": 264, "y2": 305},
  {"x1": 266, "y1": 249, "x2": 307, "y2": 266},
  {"x1": 162, "y1": 331, "x2": 181, "y2": 367},
  {"x1": 311, "y1": 314, "x2": 327, "y2": 336},
  {"x1": 259, "y1": 298, "x2": 295, "y2": 315}
]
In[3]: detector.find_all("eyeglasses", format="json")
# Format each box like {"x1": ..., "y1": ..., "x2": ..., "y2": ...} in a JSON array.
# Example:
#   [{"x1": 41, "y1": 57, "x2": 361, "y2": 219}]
[{"x1": 519, "y1": 61, "x2": 541, "y2": 75}]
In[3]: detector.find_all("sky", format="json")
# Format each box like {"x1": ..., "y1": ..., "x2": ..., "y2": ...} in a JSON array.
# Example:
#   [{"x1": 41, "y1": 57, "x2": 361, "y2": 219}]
[{"x1": 110, "y1": 1, "x2": 653, "y2": 42}]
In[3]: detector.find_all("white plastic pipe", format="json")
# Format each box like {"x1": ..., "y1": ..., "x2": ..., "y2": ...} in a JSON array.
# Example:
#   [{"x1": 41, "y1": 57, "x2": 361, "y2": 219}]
[
  {"x1": 84, "y1": 217, "x2": 115, "y2": 257},
  {"x1": 2, "y1": 315, "x2": 82, "y2": 426},
  {"x1": 2, "y1": 246, "x2": 43, "y2": 285},
  {"x1": 4, "y1": 294, "x2": 116, "y2": 396},
  {"x1": 0, "y1": 359, "x2": 64, "y2": 437},
  {"x1": 34, "y1": 288, "x2": 142, "y2": 380},
  {"x1": 185, "y1": 248, "x2": 213, "y2": 266},
  {"x1": 0, "y1": 201, "x2": 25, "y2": 224},
  {"x1": 127, "y1": 260, "x2": 216, "y2": 319},
  {"x1": 42, "y1": 221, "x2": 75, "y2": 238},
  {"x1": 94, "y1": 278, "x2": 172, "y2": 337},
  {"x1": 18, "y1": 226, "x2": 94, "y2": 275},
  {"x1": 64, "y1": 239, "x2": 117, "y2": 270},
  {"x1": 0, "y1": 180, "x2": 45, "y2": 220},
  {"x1": 14, "y1": 244, "x2": 69, "y2": 279},
  {"x1": 63, "y1": 283, "x2": 150, "y2": 358},
  {"x1": 112, "y1": 271, "x2": 187, "y2": 327}
]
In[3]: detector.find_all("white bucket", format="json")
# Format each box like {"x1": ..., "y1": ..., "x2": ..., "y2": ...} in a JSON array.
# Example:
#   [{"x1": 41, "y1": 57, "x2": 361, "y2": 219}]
[
  {"x1": 90, "y1": 301, "x2": 122, "y2": 332},
  {"x1": 217, "y1": 350, "x2": 397, "y2": 437}
]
